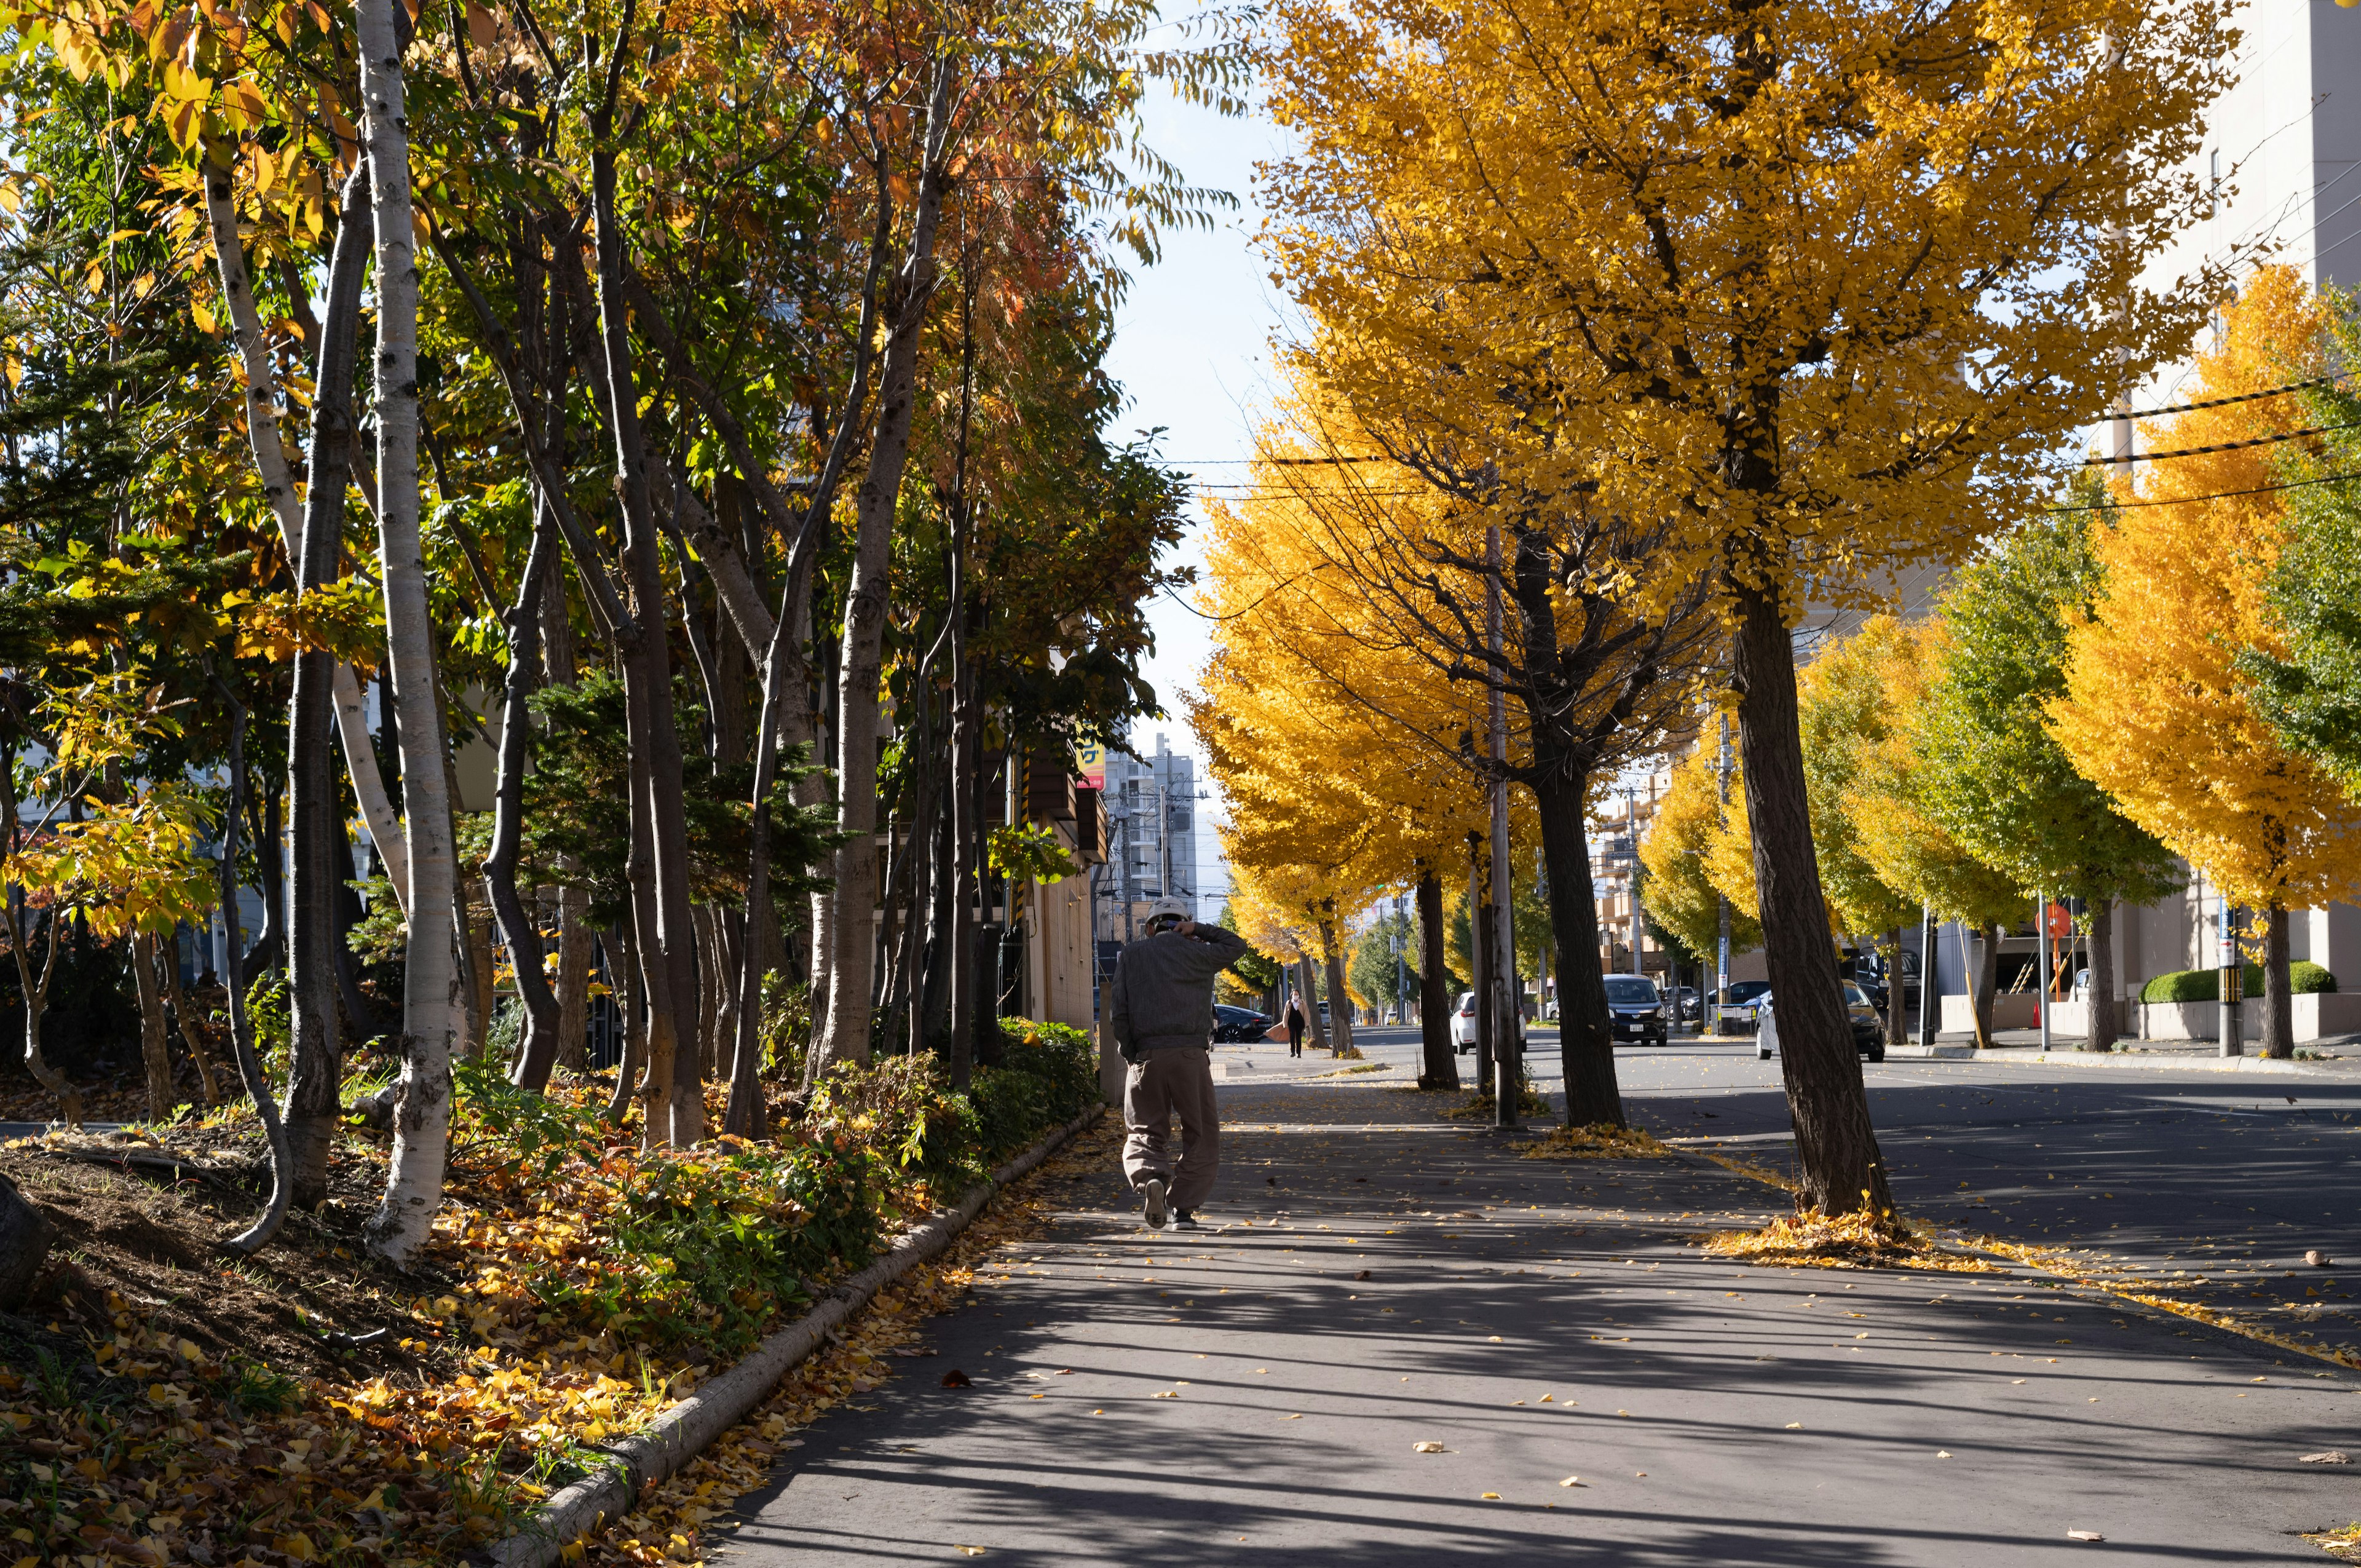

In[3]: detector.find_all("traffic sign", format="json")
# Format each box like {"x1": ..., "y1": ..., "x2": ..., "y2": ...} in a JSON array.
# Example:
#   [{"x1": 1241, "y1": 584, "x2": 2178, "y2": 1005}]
[{"x1": 2044, "y1": 901, "x2": 2071, "y2": 939}]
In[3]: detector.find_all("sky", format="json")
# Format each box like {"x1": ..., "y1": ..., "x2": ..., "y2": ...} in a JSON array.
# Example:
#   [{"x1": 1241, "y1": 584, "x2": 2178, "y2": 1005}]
[{"x1": 1097, "y1": 76, "x2": 1290, "y2": 914}]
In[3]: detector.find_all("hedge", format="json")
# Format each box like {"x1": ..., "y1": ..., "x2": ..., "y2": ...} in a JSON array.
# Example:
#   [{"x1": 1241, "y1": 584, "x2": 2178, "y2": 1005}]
[{"x1": 2140, "y1": 962, "x2": 2335, "y2": 1004}]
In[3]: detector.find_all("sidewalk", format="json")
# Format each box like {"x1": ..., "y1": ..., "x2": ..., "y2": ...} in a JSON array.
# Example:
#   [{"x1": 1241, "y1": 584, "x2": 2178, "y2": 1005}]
[{"x1": 716, "y1": 1083, "x2": 2349, "y2": 1564}]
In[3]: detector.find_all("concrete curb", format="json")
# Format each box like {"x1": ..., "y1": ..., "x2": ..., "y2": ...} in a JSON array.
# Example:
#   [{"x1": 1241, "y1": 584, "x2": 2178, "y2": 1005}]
[
  {"x1": 479, "y1": 1104, "x2": 1106, "y2": 1568},
  {"x1": 1884, "y1": 1045, "x2": 2325, "y2": 1075}
]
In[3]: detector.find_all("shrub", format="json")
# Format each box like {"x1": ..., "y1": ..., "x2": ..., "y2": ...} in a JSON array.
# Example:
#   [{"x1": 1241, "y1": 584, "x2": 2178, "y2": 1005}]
[
  {"x1": 970, "y1": 1019, "x2": 1099, "y2": 1157},
  {"x1": 444, "y1": 1021, "x2": 1098, "y2": 1360},
  {"x1": 805, "y1": 1053, "x2": 984, "y2": 1196},
  {"x1": 2141, "y1": 962, "x2": 2335, "y2": 1003}
]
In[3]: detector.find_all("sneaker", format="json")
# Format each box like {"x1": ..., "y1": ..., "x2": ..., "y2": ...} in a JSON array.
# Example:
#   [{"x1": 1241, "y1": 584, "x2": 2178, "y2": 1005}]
[
  {"x1": 1141, "y1": 1178, "x2": 1169, "y2": 1229},
  {"x1": 1173, "y1": 1209, "x2": 1203, "y2": 1231}
]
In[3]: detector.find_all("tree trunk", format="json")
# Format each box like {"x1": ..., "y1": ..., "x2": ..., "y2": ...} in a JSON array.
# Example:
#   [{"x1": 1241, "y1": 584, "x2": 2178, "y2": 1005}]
[
  {"x1": 1730, "y1": 579, "x2": 1893, "y2": 1218},
  {"x1": 555, "y1": 887, "x2": 591, "y2": 1074},
  {"x1": 1415, "y1": 870, "x2": 1458, "y2": 1089},
  {"x1": 695, "y1": 905, "x2": 724, "y2": 1082},
  {"x1": 1533, "y1": 767, "x2": 1622, "y2": 1127},
  {"x1": 589, "y1": 143, "x2": 705, "y2": 1146},
  {"x1": 0, "y1": 1171, "x2": 52, "y2": 1309},
  {"x1": 357, "y1": 0, "x2": 461, "y2": 1265},
  {"x1": 2083, "y1": 900, "x2": 2117, "y2": 1053},
  {"x1": 2261, "y1": 901, "x2": 2295, "y2": 1061},
  {"x1": 285, "y1": 168, "x2": 370, "y2": 1208},
  {"x1": 240, "y1": 782, "x2": 286, "y2": 986},
  {"x1": 946, "y1": 622, "x2": 978, "y2": 1088},
  {"x1": 542, "y1": 540, "x2": 590, "y2": 1077},
  {"x1": 4, "y1": 753, "x2": 77, "y2": 1127},
  {"x1": 1298, "y1": 957, "x2": 1331, "y2": 1051},
  {"x1": 492, "y1": 517, "x2": 562, "y2": 1088},
  {"x1": 1971, "y1": 923, "x2": 2000, "y2": 1048},
  {"x1": 1321, "y1": 923, "x2": 1354, "y2": 1056},
  {"x1": 129, "y1": 930, "x2": 174, "y2": 1120},
  {"x1": 202, "y1": 151, "x2": 409, "y2": 918},
  {"x1": 815, "y1": 62, "x2": 956, "y2": 1079},
  {"x1": 209, "y1": 683, "x2": 293, "y2": 1256},
  {"x1": 156, "y1": 940, "x2": 221, "y2": 1108},
  {"x1": 604, "y1": 926, "x2": 647, "y2": 1125}
]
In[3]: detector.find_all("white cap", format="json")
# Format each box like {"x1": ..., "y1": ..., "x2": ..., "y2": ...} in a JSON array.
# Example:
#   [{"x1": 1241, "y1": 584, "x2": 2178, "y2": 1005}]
[{"x1": 1146, "y1": 896, "x2": 1190, "y2": 926}]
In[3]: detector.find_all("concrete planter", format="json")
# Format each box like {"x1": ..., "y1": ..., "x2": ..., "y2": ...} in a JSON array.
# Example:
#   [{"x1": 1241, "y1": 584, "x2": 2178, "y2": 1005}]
[
  {"x1": 2131, "y1": 991, "x2": 2361, "y2": 1042},
  {"x1": 1939, "y1": 993, "x2": 2038, "y2": 1034}
]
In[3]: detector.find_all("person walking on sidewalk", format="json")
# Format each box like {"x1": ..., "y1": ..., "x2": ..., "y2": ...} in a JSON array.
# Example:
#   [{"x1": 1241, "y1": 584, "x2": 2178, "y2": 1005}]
[
  {"x1": 1111, "y1": 897, "x2": 1250, "y2": 1230},
  {"x1": 1284, "y1": 999, "x2": 1305, "y2": 1059}
]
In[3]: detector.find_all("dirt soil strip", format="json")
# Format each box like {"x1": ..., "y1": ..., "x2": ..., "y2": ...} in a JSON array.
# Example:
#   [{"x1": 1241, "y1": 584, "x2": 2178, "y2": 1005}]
[{"x1": 481, "y1": 1103, "x2": 1109, "y2": 1568}]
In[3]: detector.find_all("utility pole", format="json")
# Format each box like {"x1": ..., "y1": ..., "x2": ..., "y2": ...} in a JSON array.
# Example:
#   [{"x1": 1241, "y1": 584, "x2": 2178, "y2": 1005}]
[
  {"x1": 2038, "y1": 889, "x2": 2052, "y2": 1053},
  {"x1": 1713, "y1": 716, "x2": 1732, "y2": 1035},
  {"x1": 1156, "y1": 776, "x2": 1171, "y2": 907},
  {"x1": 2219, "y1": 890, "x2": 2243, "y2": 1058},
  {"x1": 1623, "y1": 787, "x2": 1641, "y2": 976},
  {"x1": 1378, "y1": 892, "x2": 1398, "y2": 1029},
  {"x1": 1918, "y1": 902, "x2": 1938, "y2": 1046},
  {"x1": 1487, "y1": 525, "x2": 1518, "y2": 1130}
]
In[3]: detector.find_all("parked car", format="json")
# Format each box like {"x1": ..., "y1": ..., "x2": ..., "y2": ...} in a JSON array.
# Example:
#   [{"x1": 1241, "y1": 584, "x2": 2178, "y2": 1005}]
[
  {"x1": 1755, "y1": 983, "x2": 1887, "y2": 1063},
  {"x1": 1212, "y1": 1004, "x2": 1273, "y2": 1042},
  {"x1": 1716, "y1": 980, "x2": 1774, "y2": 1032},
  {"x1": 1452, "y1": 991, "x2": 1477, "y2": 1051},
  {"x1": 1668, "y1": 986, "x2": 1701, "y2": 1024},
  {"x1": 1605, "y1": 975, "x2": 1667, "y2": 1047}
]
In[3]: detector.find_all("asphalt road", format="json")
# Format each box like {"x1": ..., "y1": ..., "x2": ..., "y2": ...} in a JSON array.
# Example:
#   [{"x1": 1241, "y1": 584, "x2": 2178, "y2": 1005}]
[
  {"x1": 1233, "y1": 1028, "x2": 2361, "y2": 1353},
  {"x1": 722, "y1": 1059, "x2": 2361, "y2": 1565}
]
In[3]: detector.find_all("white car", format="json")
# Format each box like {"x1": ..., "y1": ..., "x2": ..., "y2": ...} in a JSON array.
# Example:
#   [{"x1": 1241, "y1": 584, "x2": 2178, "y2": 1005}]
[
  {"x1": 1452, "y1": 991, "x2": 1477, "y2": 1051},
  {"x1": 1757, "y1": 984, "x2": 1888, "y2": 1063}
]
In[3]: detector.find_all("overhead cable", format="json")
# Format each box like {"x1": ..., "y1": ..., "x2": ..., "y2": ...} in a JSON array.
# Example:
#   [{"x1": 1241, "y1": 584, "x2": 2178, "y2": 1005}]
[{"x1": 2083, "y1": 416, "x2": 2361, "y2": 465}]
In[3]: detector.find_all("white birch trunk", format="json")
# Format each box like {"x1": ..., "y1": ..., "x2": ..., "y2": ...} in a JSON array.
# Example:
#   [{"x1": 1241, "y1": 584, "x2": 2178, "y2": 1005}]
[
  {"x1": 352, "y1": 7, "x2": 459, "y2": 1265},
  {"x1": 201, "y1": 160, "x2": 410, "y2": 915}
]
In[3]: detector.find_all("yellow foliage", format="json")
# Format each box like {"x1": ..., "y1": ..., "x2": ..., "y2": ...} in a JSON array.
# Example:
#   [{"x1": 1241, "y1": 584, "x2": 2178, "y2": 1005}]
[
  {"x1": 1257, "y1": 0, "x2": 2231, "y2": 620},
  {"x1": 1703, "y1": 1204, "x2": 1999, "y2": 1272},
  {"x1": 1517, "y1": 1122, "x2": 1672, "y2": 1160},
  {"x1": 1192, "y1": 382, "x2": 1500, "y2": 956},
  {"x1": 1640, "y1": 747, "x2": 1761, "y2": 956},
  {"x1": 2052, "y1": 266, "x2": 2361, "y2": 913},
  {"x1": 6, "y1": 787, "x2": 216, "y2": 937}
]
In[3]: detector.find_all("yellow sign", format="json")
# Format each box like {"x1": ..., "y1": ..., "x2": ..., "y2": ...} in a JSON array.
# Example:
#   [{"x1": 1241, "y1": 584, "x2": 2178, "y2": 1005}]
[{"x1": 1075, "y1": 740, "x2": 1105, "y2": 789}]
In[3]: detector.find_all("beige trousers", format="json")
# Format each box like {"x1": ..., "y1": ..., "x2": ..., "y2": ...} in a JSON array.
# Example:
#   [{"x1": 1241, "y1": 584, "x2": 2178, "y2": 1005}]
[{"x1": 1123, "y1": 1046, "x2": 1219, "y2": 1211}]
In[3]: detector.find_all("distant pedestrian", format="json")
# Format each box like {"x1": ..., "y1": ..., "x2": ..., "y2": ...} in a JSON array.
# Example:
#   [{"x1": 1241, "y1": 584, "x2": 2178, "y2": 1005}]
[
  {"x1": 1284, "y1": 999, "x2": 1305, "y2": 1058},
  {"x1": 1110, "y1": 897, "x2": 1250, "y2": 1231}
]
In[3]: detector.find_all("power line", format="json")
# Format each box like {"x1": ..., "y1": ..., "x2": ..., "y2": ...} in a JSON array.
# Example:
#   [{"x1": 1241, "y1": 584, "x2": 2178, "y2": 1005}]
[
  {"x1": 2046, "y1": 464, "x2": 2361, "y2": 515},
  {"x1": 2082, "y1": 415, "x2": 2361, "y2": 465},
  {"x1": 1151, "y1": 454, "x2": 1385, "y2": 467},
  {"x1": 2117, "y1": 373, "x2": 2349, "y2": 421}
]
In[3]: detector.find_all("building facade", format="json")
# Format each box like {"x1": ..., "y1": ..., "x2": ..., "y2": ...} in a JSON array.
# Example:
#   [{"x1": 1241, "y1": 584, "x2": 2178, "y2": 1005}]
[{"x1": 1098, "y1": 731, "x2": 1201, "y2": 941}]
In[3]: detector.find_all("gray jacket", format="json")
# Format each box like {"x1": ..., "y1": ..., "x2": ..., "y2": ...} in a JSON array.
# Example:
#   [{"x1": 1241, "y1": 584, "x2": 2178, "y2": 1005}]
[{"x1": 1109, "y1": 924, "x2": 1252, "y2": 1059}]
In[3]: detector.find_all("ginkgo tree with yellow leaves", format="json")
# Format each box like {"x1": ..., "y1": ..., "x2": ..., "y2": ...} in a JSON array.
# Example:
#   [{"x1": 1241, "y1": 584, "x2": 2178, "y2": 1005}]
[
  {"x1": 2054, "y1": 267, "x2": 2361, "y2": 1061},
  {"x1": 1192, "y1": 372, "x2": 1715, "y2": 1117},
  {"x1": 1259, "y1": 0, "x2": 2232, "y2": 1213}
]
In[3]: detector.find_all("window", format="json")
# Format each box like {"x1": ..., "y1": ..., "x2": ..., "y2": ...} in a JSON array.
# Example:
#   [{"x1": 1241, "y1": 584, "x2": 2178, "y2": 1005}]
[{"x1": 1604, "y1": 977, "x2": 1659, "y2": 1005}]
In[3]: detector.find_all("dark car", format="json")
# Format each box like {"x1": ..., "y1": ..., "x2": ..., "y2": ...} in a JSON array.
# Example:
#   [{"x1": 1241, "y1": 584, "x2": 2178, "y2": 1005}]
[
  {"x1": 1604, "y1": 975, "x2": 1667, "y2": 1047},
  {"x1": 1212, "y1": 1004, "x2": 1273, "y2": 1042}
]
